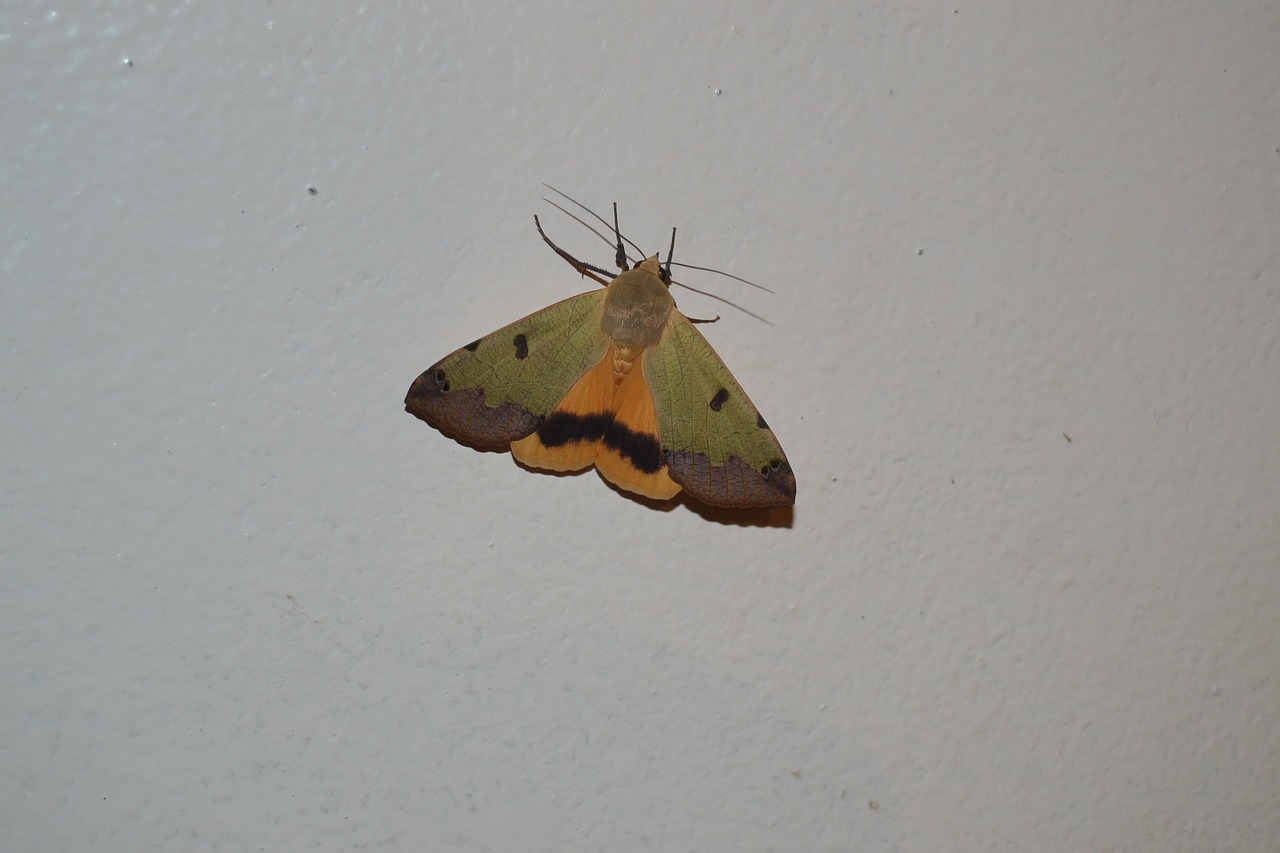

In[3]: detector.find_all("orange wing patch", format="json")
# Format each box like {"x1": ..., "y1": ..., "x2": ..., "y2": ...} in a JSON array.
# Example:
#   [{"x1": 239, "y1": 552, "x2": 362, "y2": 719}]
[{"x1": 511, "y1": 344, "x2": 680, "y2": 501}]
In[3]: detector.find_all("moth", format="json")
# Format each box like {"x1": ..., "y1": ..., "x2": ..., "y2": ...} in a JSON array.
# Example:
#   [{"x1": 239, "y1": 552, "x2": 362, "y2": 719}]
[{"x1": 405, "y1": 202, "x2": 795, "y2": 508}]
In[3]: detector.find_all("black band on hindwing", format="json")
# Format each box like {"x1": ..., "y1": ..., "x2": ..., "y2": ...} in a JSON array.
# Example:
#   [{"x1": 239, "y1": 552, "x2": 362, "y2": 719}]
[{"x1": 536, "y1": 411, "x2": 663, "y2": 474}]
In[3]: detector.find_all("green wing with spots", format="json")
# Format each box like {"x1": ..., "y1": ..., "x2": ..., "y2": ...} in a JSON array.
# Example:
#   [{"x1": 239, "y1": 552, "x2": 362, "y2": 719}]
[
  {"x1": 405, "y1": 290, "x2": 609, "y2": 446},
  {"x1": 644, "y1": 314, "x2": 796, "y2": 507}
]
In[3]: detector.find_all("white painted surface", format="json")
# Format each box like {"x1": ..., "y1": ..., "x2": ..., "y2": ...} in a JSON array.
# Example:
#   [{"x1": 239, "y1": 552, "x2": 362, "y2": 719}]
[{"x1": 3, "y1": 2, "x2": 1277, "y2": 850}]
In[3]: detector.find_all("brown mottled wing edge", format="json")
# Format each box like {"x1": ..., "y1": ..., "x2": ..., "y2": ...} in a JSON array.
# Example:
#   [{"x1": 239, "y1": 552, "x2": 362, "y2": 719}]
[
  {"x1": 665, "y1": 450, "x2": 796, "y2": 508},
  {"x1": 405, "y1": 368, "x2": 539, "y2": 447}
]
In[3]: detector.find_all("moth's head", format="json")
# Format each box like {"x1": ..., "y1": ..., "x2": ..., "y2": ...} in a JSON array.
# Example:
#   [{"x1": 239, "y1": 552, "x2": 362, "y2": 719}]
[{"x1": 632, "y1": 254, "x2": 671, "y2": 287}]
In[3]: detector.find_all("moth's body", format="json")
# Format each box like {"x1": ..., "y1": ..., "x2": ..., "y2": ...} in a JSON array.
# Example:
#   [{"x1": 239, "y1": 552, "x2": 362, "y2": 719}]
[
  {"x1": 406, "y1": 232, "x2": 795, "y2": 509},
  {"x1": 509, "y1": 258, "x2": 682, "y2": 500}
]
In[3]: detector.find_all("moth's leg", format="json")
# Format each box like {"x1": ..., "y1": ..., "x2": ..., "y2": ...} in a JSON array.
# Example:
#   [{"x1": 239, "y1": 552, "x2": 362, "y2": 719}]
[{"x1": 533, "y1": 215, "x2": 613, "y2": 287}]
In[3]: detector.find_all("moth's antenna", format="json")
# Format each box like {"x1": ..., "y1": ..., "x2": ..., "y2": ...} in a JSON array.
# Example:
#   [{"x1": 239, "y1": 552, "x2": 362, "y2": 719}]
[
  {"x1": 540, "y1": 185, "x2": 775, "y2": 322},
  {"x1": 543, "y1": 184, "x2": 646, "y2": 263},
  {"x1": 540, "y1": 198, "x2": 623, "y2": 258},
  {"x1": 670, "y1": 279, "x2": 773, "y2": 326},
  {"x1": 543, "y1": 185, "x2": 773, "y2": 294},
  {"x1": 612, "y1": 203, "x2": 629, "y2": 271},
  {"x1": 669, "y1": 261, "x2": 774, "y2": 294},
  {"x1": 661, "y1": 227, "x2": 676, "y2": 284}
]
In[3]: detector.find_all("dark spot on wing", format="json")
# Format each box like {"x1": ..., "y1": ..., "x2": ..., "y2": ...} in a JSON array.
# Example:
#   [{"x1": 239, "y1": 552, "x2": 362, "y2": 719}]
[
  {"x1": 464, "y1": 339, "x2": 481, "y2": 352},
  {"x1": 709, "y1": 387, "x2": 730, "y2": 412},
  {"x1": 537, "y1": 411, "x2": 662, "y2": 474},
  {"x1": 513, "y1": 334, "x2": 529, "y2": 360}
]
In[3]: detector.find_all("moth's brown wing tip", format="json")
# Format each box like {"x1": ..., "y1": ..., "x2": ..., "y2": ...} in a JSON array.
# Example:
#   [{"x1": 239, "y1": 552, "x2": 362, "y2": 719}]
[
  {"x1": 666, "y1": 451, "x2": 796, "y2": 509},
  {"x1": 404, "y1": 367, "x2": 455, "y2": 427},
  {"x1": 761, "y1": 458, "x2": 797, "y2": 507},
  {"x1": 405, "y1": 367, "x2": 443, "y2": 408},
  {"x1": 405, "y1": 368, "x2": 540, "y2": 447}
]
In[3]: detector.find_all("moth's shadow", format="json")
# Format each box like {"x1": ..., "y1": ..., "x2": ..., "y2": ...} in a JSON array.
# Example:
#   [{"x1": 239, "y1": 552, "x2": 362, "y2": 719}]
[{"x1": 680, "y1": 495, "x2": 794, "y2": 529}]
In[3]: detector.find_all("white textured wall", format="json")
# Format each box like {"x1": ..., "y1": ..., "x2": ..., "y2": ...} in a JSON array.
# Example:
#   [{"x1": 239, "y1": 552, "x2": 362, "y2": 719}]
[{"x1": 3, "y1": 2, "x2": 1277, "y2": 850}]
